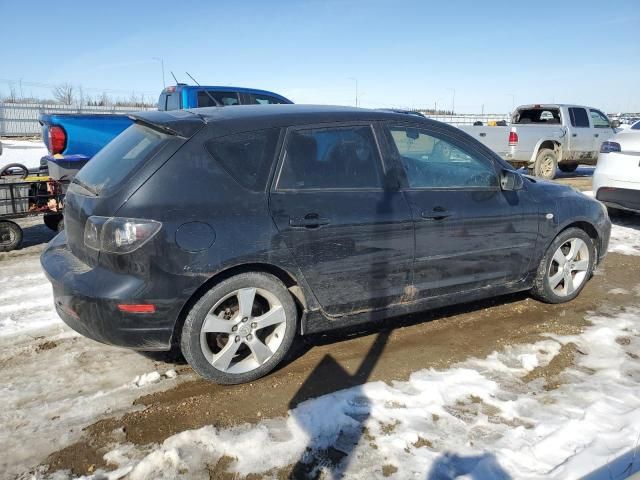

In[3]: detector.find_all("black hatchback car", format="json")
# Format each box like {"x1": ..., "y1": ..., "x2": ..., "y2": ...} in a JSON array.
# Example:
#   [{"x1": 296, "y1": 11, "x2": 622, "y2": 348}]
[{"x1": 41, "y1": 105, "x2": 611, "y2": 384}]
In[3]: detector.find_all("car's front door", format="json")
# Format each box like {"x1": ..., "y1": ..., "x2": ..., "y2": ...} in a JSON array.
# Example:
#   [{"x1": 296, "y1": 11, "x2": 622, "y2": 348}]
[
  {"x1": 269, "y1": 123, "x2": 414, "y2": 316},
  {"x1": 382, "y1": 122, "x2": 539, "y2": 298}
]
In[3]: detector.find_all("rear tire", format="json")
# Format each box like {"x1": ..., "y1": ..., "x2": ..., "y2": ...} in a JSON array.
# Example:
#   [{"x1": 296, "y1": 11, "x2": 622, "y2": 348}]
[
  {"x1": 558, "y1": 163, "x2": 578, "y2": 173},
  {"x1": 180, "y1": 272, "x2": 298, "y2": 384},
  {"x1": 531, "y1": 228, "x2": 594, "y2": 303},
  {"x1": 44, "y1": 213, "x2": 64, "y2": 232},
  {"x1": 534, "y1": 149, "x2": 558, "y2": 179},
  {"x1": 0, "y1": 221, "x2": 23, "y2": 252}
]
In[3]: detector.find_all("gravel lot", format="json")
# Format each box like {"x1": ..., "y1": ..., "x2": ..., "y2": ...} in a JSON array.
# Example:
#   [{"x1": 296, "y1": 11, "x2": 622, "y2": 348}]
[{"x1": 1, "y1": 164, "x2": 639, "y2": 479}]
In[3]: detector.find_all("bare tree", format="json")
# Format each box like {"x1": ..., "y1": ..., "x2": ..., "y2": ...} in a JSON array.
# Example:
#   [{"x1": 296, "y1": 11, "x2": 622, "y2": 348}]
[
  {"x1": 76, "y1": 85, "x2": 85, "y2": 108},
  {"x1": 52, "y1": 83, "x2": 74, "y2": 105},
  {"x1": 8, "y1": 83, "x2": 17, "y2": 103}
]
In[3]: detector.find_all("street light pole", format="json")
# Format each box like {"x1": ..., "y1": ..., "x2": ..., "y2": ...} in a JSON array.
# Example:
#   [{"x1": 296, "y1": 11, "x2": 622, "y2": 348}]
[{"x1": 153, "y1": 57, "x2": 166, "y2": 88}]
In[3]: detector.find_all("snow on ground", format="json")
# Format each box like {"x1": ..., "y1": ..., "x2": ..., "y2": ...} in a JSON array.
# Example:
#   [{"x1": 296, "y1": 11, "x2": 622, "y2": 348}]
[
  {"x1": 0, "y1": 249, "x2": 185, "y2": 478},
  {"x1": 609, "y1": 219, "x2": 640, "y2": 256},
  {"x1": 1, "y1": 138, "x2": 48, "y2": 170},
  {"x1": 65, "y1": 306, "x2": 640, "y2": 480}
]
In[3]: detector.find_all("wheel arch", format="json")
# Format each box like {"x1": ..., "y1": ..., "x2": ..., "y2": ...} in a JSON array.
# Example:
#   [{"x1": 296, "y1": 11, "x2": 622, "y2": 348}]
[
  {"x1": 556, "y1": 220, "x2": 601, "y2": 261},
  {"x1": 530, "y1": 139, "x2": 562, "y2": 164},
  {"x1": 170, "y1": 262, "x2": 308, "y2": 347}
]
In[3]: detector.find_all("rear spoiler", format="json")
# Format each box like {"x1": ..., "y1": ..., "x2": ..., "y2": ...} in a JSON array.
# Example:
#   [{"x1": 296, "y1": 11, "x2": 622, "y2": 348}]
[{"x1": 128, "y1": 109, "x2": 205, "y2": 138}]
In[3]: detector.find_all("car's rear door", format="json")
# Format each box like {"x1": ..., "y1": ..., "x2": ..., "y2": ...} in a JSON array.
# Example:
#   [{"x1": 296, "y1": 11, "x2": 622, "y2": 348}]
[
  {"x1": 268, "y1": 122, "x2": 414, "y2": 316},
  {"x1": 382, "y1": 122, "x2": 539, "y2": 298}
]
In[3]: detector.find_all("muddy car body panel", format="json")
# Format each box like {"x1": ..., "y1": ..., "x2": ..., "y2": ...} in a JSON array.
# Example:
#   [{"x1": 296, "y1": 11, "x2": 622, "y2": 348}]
[{"x1": 41, "y1": 105, "x2": 611, "y2": 351}]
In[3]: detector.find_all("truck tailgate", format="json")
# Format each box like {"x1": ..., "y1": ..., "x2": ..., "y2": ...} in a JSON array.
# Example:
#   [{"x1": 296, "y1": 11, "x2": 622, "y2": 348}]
[{"x1": 40, "y1": 114, "x2": 133, "y2": 157}]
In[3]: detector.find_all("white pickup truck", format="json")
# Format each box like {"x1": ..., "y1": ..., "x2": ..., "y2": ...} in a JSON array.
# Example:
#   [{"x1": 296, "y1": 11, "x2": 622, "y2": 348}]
[{"x1": 458, "y1": 104, "x2": 619, "y2": 179}]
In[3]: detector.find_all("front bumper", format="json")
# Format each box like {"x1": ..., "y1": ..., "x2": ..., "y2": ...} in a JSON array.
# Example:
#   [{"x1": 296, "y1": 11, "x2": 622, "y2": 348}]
[{"x1": 41, "y1": 232, "x2": 185, "y2": 351}]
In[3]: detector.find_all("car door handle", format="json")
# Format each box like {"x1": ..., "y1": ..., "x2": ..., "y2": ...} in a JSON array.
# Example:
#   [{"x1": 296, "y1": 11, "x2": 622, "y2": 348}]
[
  {"x1": 289, "y1": 214, "x2": 330, "y2": 228},
  {"x1": 594, "y1": 133, "x2": 599, "y2": 137},
  {"x1": 479, "y1": 132, "x2": 487, "y2": 137},
  {"x1": 572, "y1": 133, "x2": 577, "y2": 137},
  {"x1": 421, "y1": 207, "x2": 451, "y2": 221}
]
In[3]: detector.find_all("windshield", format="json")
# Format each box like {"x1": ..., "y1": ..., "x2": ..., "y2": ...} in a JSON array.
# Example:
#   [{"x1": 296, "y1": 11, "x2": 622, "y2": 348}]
[
  {"x1": 73, "y1": 124, "x2": 169, "y2": 194},
  {"x1": 632, "y1": 121, "x2": 640, "y2": 130}
]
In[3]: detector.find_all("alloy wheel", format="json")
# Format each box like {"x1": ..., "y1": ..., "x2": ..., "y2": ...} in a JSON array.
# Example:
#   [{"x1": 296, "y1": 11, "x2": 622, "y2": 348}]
[
  {"x1": 199, "y1": 287, "x2": 287, "y2": 374},
  {"x1": 547, "y1": 238, "x2": 590, "y2": 297}
]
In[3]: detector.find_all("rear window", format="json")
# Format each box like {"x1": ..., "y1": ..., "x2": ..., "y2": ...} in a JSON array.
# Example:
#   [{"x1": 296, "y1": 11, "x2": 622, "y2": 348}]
[
  {"x1": 514, "y1": 108, "x2": 561, "y2": 124},
  {"x1": 204, "y1": 128, "x2": 280, "y2": 191},
  {"x1": 73, "y1": 124, "x2": 169, "y2": 194}
]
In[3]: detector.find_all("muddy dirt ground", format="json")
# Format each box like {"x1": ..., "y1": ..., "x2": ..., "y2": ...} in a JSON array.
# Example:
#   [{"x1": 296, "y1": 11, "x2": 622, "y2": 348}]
[{"x1": 5, "y1": 173, "x2": 640, "y2": 478}]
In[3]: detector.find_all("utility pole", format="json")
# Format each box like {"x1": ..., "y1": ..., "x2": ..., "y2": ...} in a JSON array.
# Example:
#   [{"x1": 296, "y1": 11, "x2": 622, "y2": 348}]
[
  {"x1": 348, "y1": 77, "x2": 358, "y2": 107},
  {"x1": 153, "y1": 57, "x2": 166, "y2": 88},
  {"x1": 447, "y1": 88, "x2": 456, "y2": 114}
]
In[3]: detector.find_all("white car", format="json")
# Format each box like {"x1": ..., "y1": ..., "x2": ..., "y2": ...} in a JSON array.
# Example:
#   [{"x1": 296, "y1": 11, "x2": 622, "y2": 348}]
[{"x1": 593, "y1": 121, "x2": 640, "y2": 212}]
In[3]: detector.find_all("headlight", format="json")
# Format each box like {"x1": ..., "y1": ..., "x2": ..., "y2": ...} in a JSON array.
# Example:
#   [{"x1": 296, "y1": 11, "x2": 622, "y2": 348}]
[{"x1": 84, "y1": 216, "x2": 162, "y2": 254}]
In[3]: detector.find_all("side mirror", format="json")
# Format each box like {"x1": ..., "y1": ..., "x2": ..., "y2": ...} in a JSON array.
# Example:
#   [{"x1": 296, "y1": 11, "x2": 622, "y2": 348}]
[
  {"x1": 501, "y1": 169, "x2": 524, "y2": 191},
  {"x1": 611, "y1": 120, "x2": 620, "y2": 129}
]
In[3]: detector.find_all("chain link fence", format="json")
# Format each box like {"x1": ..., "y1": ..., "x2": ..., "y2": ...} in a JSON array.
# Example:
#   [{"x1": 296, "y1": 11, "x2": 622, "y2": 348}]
[{"x1": 0, "y1": 103, "x2": 156, "y2": 137}]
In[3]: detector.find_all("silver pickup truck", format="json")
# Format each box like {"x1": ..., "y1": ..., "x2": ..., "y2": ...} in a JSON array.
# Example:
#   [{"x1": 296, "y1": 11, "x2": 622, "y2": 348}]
[{"x1": 458, "y1": 104, "x2": 619, "y2": 179}]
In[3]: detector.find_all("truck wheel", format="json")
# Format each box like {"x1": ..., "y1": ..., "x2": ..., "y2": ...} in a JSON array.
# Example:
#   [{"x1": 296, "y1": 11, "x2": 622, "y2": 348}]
[
  {"x1": 0, "y1": 221, "x2": 23, "y2": 252},
  {"x1": 44, "y1": 213, "x2": 64, "y2": 232},
  {"x1": 558, "y1": 163, "x2": 578, "y2": 173},
  {"x1": 534, "y1": 149, "x2": 558, "y2": 179},
  {"x1": 180, "y1": 272, "x2": 298, "y2": 384}
]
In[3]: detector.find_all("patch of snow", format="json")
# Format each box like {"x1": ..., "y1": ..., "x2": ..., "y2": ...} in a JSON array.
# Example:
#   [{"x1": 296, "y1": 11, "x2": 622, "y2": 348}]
[
  {"x1": 609, "y1": 288, "x2": 630, "y2": 295},
  {"x1": 133, "y1": 371, "x2": 162, "y2": 387},
  {"x1": 0, "y1": 138, "x2": 48, "y2": 170},
  {"x1": 81, "y1": 307, "x2": 640, "y2": 480},
  {"x1": 609, "y1": 221, "x2": 640, "y2": 256},
  {"x1": 518, "y1": 353, "x2": 539, "y2": 371},
  {"x1": 0, "y1": 251, "x2": 184, "y2": 478}
]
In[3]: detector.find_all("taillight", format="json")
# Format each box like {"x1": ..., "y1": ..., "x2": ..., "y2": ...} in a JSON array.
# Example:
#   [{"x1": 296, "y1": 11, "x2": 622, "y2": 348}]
[
  {"x1": 508, "y1": 130, "x2": 519, "y2": 146},
  {"x1": 48, "y1": 125, "x2": 67, "y2": 154},
  {"x1": 84, "y1": 216, "x2": 162, "y2": 254},
  {"x1": 600, "y1": 141, "x2": 621, "y2": 153}
]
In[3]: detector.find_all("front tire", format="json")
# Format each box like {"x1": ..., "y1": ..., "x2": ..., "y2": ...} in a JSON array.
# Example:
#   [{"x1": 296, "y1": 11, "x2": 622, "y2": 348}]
[
  {"x1": 533, "y1": 149, "x2": 558, "y2": 179},
  {"x1": 180, "y1": 272, "x2": 298, "y2": 384},
  {"x1": 531, "y1": 228, "x2": 594, "y2": 303}
]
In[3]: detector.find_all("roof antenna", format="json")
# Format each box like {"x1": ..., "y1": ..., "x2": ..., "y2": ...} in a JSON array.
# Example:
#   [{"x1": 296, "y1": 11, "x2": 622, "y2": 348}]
[
  {"x1": 170, "y1": 71, "x2": 180, "y2": 85},
  {"x1": 185, "y1": 71, "x2": 222, "y2": 107}
]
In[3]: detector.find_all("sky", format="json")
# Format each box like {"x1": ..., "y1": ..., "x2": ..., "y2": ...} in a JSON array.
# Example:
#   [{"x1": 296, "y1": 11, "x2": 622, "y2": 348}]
[{"x1": 1, "y1": 0, "x2": 639, "y2": 113}]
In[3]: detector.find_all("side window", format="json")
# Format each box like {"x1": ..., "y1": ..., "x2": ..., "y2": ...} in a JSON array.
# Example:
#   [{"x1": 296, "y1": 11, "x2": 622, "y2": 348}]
[
  {"x1": 277, "y1": 125, "x2": 383, "y2": 190},
  {"x1": 590, "y1": 109, "x2": 610, "y2": 128},
  {"x1": 165, "y1": 93, "x2": 180, "y2": 111},
  {"x1": 387, "y1": 126, "x2": 498, "y2": 189},
  {"x1": 204, "y1": 128, "x2": 280, "y2": 191},
  {"x1": 249, "y1": 94, "x2": 286, "y2": 105},
  {"x1": 569, "y1": 108, "x2": 590, "y2": 128},
  {"x1": 197, "y1": 91, "x2": 240, "y2": 107}
]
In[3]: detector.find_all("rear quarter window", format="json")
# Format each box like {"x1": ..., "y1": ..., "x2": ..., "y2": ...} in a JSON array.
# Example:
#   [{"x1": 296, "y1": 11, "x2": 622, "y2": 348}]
[
  {"x1": 204, "y1": 128, "x2": 281, "y2": 191},
  {"x1": 74, "y1": 124, "x2": 170, "y2": 194}
]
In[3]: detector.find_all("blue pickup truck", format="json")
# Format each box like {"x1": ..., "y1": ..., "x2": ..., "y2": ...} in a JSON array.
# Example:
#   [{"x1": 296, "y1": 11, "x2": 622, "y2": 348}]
[{"x1": 40, "y1": 84, "x2": 293, "y2": 179}]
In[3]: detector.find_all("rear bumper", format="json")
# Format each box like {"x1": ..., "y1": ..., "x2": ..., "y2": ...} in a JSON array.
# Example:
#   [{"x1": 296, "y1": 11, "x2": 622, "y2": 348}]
[
  {"x1": 596, "y1": 187, "x2": 640, "y2": 212},
  {"x1": 40, "y1": 232, "x2": 185, "y2": 350}
]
